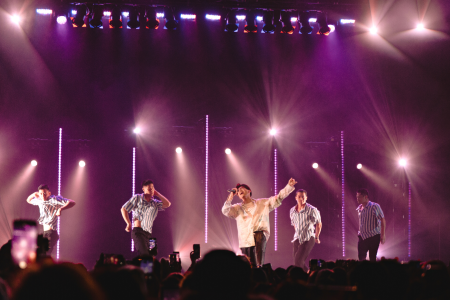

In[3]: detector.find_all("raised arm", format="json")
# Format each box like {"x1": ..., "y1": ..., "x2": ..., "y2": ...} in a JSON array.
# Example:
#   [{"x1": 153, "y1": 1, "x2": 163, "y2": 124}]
[
  {"x1": 155, "y1": 190, "x2": 171, "y2": 208},
  {"x1": 222, "y1": 191, "x2": 239, "y2": 219},
  {"x1": 26, "y1": 192, "x2": 39, "y2": 204},
  {"x1": 268, "y1": 178, "x2": 297, "y2": 211}
]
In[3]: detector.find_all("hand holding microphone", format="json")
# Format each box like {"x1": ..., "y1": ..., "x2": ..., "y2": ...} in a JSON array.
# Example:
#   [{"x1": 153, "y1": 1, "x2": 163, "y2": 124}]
[{"x1": 227, "y1": 188, "x2": 237, "y2": 194}]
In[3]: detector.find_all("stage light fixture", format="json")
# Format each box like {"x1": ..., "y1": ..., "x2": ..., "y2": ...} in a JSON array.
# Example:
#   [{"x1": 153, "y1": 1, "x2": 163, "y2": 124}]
[
  {"x1": 317, "y1": 13, "x2": 331, "y2": 35},
  {"x1": 103, "y1": 11, "x2": 111, "y2": 17},
  {"x1": 270, "y1": 129, "x2": 277, "y2": 136},
  {"x1": 357, "y1": 163, "x2": 362, "y2": 169},
  {"x1": 180, "y1": 14, "x2": 196, "y2": 20},
  {"x1": 399, "y1": 159, "x2": 407, "y2": 167},
  {"x1": 122, "y1": 12, "x2": 129, "y2": 17},
  {"x1": 79, "y1": 160, "x2": 86, "y2": 167},
  {"x1": 206, "y1": 14, "x2": 221, "y2": 20},
  {"x1": 57, "y1": 16, "x2": 67, "y2": 24},
  {"x1": 71, "y1": 5, "x2": 86, "y2": 27},
  {"x1": 225, "y1": 148, "x2": 231, "y2": 155},
  {"x1": 280, "y1": 11, "x2": 294, "y2": 34},
  {"x1": 11, "y1": 15, "x2": 21, "y2": 25},
  {"x1": 36, "y1": 9, "x2": 52, "y2": 15},
  {"x1": 299, "y1": 12, "x2": 313, "y2": 34},
  {"x1": 369, "y1": 26, "x2": 378, "y2": 34},
  {"x1": 145, "y1": 8, "x2": 160, "y2": 29},
  {"x1": 164, "y1": 7, "x2": 178, "y2": 30},
  {"x1": 312, "y1": 163, "x2": 319, "y2": 169},
  {"x1": 133, "y1": 127, "x2": 141, "y2": 134},
  {"x1": 340, "y1": 19, "x2": 355, "y2": 25},
  {"x1": 417, "y1": 23, "x2": 424, "y2": 30},
  {"x1": 31, "y1": 160, "x2": 38, "y2": 166},
  {"x1": 244, "y1": 11, "x2": 257, "y2": 33},
  {"x1": 109, "y1": 6, "x2": 123, "y2": 28},
  {"x1": 262, "y1": 11, "x2": 275, "y2": 33},
  {"x1": 89, "y1": 5, "x2": 104, "y2": 28},
  {"x1": 176, "y1": 147, "x2": 182, "y2": 154},
  {"x1": 236, "y1": 15, "x2": 246, "y2": 21},
  {"x1": 127, "y1": 7, "x2": 140, "y2": 29},
  {"x1": 225, "y1": 11, "x2": 238, "y2": 32}
]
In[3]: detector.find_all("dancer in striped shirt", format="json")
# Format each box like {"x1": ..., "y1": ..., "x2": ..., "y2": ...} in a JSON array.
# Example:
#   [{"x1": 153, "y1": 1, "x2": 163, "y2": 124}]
[
  {"x1": 26, "y1": 184, "x2": 75, "y2": 256},
  {"x1": 290, "y1": 189, "x2": 322, "y2": 272},
  {"x1": 356, "y1": 188, "x2": 386, "y2": 261},
  {"x1": 121, "y1": 179, "x2": 171, "y2": 256}
]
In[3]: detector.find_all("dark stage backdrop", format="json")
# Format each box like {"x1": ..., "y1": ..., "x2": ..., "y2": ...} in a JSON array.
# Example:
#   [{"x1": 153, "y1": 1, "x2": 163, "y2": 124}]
[{"x1": 1, "y1": 0, "x2": 450, "y2": 269}]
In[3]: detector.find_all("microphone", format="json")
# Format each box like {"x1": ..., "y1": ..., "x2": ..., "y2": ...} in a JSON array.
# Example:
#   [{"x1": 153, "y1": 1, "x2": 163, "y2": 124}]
[{"x1": 227, "y1": 189, "x2": 237, "y2": 194}]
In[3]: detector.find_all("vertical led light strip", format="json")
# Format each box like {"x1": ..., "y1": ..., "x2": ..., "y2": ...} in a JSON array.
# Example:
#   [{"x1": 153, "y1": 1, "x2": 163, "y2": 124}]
[
  {"x1": 205, "y1": 115, "x2": 209, "y2": 243},
  {"x1": 341, "y1": 131, "x2": 345, "y2": 257},
  {"x1": 57, "y1": 128, "x2": 62, "y2": 260},
  {"x1": 408, "y1": 182, "x2": 411, "y2": 258},
  {"x1": 274, "y1": 148, "x2": 278, "y2": 251},
  {"x1": 132, "y1": 147, "x2": 136, "y2": 252}
]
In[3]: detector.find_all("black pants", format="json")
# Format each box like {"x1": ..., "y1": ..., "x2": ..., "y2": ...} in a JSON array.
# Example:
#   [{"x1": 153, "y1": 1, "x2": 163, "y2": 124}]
[
  {"x1": 358, "y1": 234, "x2": 381, "y2": 261},
  {"x1": 293, "y1": 237, "x2": 315, "y2": 272},
  {"x1": 241, "y1": 231, "x2": 267, "y2": 268},
  {"x1": 43, "y1": 229, "x2": 59, "y2": 256},
  {"x1": 132, "y1": 227, "x2": 152, "y2": 256}
]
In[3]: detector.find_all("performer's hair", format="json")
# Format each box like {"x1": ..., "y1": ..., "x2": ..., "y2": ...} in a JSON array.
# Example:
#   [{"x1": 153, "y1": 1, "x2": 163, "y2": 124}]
[
  {"x1": 235, "y1": 183, "x2": 252, "y2": 196},
  {"x1": 357, "y1": 188, "x2": 369, "y2": 197},
  {"x1": 38, "y1": 184, "x2": 50, "y2": 191},
  {"x1": 296, "y1": 189, "x2": 307, "y2": 195},
  {"x1": 142, "y1": 179, "x2": 154, "y2": 188}
]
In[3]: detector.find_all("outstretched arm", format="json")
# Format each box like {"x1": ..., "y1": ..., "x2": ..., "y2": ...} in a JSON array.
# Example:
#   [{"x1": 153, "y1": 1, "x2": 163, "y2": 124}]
[
  {"x1": 222, "y1": 191, "x2": 239, "y2": 219},
  {"x1": 56, "y1": 199, "x2": 75, "y2": 216},
  {"x1": 155, "y1": 190, "x2": 171, "y2": 208},
  {"x1": 26, "y1": 192, "x2": 39, "y2": 204}
]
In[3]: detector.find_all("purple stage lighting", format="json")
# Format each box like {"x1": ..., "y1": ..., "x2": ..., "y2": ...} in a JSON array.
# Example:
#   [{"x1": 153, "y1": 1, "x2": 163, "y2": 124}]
[
  {"x1": 176, "y1": 147, "x2": 182, "y2": 154},
  {"x1": 399, "y1": 158, "x2": 407, "y2": 167},
  {"x1": 157, "y1": 13, "x2": 164, "y2": 18},
  {"x1": 132, "y1": 147, "x2": 136, "y2": 251},
  {"x1": 341, "y1": 131, "x2": 345, "y2": 257},
  {"x1": 256, "y1": 16, "x2": 263, "y2": 22},
  {"x1": 57, "y1": 128, "x2": 62, "y2": 260},
  {"x1": 340, "y1": 19, "x2": 355, "y2": 24},
  {"x1": 270, "y1": 129, "x2": 277, "y2": 136},
  {"x1": 416, "y1": 23, "x2": 424, "y2": 30},
  {"x1": 79, "y1": 161, "x2": 86, "y2": 167},
  {"x1": 133, "y1": 127, "x2": 141, "y2": 134},
  {"x1": 357, "y1": 163, "x2": 362, "y2": 169},
  {"x1": 225, "y1": 148, "x2": 231, "y2": 155},
  {"x1": 236, "y1": 15, "x2": 246, "y2": 21},
  {"x1": 370, "y1": 26, "x2": 378, "y2": 34},
  {"x1": 206, "y1": 14, "x2": 221, "y2": 20},
  {"x1": 103, "y1": 11, "x2": 111, "y2": 17},
  {"x1": 57, "y1": 16, "x2": 67, "y2": 24},
  {"x1": 312, "y1": 163, "x2": 318, "y2": 169},
  {"x1": 31, "y1": 160, "x2": 37, "y2": 167},
  {"x1": 408, "y1": 182, "x2": 411, "y2": 258},
  {"x1": 205, "y1": 115, "x2": 209, "y2": 243},
  {"x1": 274, "y1": 148, "x2": 278, "y2": 251},
  {"x1": 122, "y1": 12, "x2": 129, "y2": 17}
]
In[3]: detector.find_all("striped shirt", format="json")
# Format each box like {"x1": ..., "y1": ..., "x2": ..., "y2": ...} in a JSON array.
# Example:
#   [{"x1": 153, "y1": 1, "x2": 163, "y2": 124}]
[
  {"x1": 30, "y1": 195, "x2": 69, "y2": 230},
  {"x1": 222, "y1": 184, "x2": 295, "y2": 248},
  {"x1": 290, "y1": 203, "x2": 321, "y2": 244},
  {"x1": 122, "y1": 194, "x2": 164, "y2": 233},
  {"x1": 357, "y1": 201, "x2": 384, "y2": 240}
]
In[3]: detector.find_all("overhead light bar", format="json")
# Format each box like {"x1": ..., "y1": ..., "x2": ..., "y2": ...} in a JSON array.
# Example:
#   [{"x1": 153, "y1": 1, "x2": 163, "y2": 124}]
[
  {"x1": 180, "y1": 14, "x2": 196, "y2": 20},
  {"x1": 36, "y1": 9, "x2": 52, "y2": 15},
  {"x1": 206, "y1": 14, "x2": 221, "y2": 20}
]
